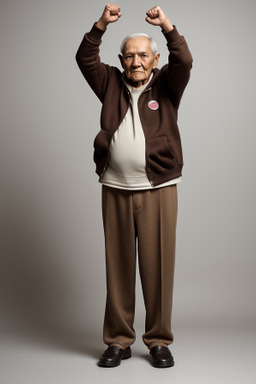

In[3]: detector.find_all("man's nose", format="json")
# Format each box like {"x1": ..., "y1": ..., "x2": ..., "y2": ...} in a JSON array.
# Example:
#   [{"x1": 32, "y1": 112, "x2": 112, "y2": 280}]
[{"x1": 131, "y1": 55, "x2": 141, "y2": 67}]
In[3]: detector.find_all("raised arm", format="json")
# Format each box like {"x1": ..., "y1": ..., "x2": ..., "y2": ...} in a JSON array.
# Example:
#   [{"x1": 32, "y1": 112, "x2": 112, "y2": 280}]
[
  {"x1": 146, "y1": 5, "x2": 174, "y2": 33},
  {"x1": 146, "y1": 6, "x2": 193, "y2": 109},
  {"x1": 75, "y1": 4, "x2": 121, "y2": 101},
  {"x1": 96, "y1": 3, "x2": 121, "y2": 30}
]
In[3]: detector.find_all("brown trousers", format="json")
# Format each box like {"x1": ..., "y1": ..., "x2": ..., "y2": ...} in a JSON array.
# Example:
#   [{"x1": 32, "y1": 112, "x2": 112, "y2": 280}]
[{"x1": 101, "y1": 184, "x2": 178, "y2": 350}]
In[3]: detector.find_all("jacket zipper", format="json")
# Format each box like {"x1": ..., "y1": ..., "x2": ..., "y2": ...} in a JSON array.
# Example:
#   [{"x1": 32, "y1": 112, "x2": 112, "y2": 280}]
[
  {"x1": 138, "y1": 87, "x2": 154, "y2": 187},
  {"x1": 125, "y1": 85, "x2": 155, "y2": 187}
]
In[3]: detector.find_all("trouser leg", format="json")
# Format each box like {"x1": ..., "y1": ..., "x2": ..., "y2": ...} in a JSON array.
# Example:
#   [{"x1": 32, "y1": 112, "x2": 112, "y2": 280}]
[
  {"x1": 135, "y1": 185, "x2": 178, "y2": 349},
  {"x1": 101, "y1": 185, "x2": 136, "y2": 349}
]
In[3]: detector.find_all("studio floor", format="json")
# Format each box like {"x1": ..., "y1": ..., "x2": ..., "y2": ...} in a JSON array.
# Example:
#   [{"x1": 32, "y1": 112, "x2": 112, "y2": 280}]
[{"x1": 1, "y1": 326, "x2": 255, "y2": 384}]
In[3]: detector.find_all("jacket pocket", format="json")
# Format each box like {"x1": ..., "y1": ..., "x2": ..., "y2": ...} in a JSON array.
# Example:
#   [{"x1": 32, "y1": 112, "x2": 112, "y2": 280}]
[
  {"x1": 93, "y1": 130, "x2": 112, "y2": 175},
  {"x1": 146, "y1": 136, "x2": 178, "y2": 174}
]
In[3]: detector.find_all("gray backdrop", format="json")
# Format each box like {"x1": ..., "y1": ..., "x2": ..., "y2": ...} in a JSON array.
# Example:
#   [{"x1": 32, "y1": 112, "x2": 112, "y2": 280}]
[{"x1": 0, "y1": 0, "x2": 255, "y2": 352}]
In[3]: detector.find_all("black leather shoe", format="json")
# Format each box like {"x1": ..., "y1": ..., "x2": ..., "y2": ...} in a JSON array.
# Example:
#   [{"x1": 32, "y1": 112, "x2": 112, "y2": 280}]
[
  {"x1": 150, "y1": 346, "x2": 174, "y2": 368},
  {"x1": 98, "y1": 346, "x2": 131, "y2": 367}
]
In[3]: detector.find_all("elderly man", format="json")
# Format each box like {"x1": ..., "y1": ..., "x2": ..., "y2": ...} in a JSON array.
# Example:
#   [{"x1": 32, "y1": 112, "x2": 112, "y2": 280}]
[{"x1": 76, "y1": 3, "x2": 193, "y2": 368}]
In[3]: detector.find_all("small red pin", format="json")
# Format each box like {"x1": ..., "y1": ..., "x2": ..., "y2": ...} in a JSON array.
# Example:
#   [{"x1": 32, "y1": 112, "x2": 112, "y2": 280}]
[{"x1": 148, "y1": 100, "x2": 159, "y2": 110}]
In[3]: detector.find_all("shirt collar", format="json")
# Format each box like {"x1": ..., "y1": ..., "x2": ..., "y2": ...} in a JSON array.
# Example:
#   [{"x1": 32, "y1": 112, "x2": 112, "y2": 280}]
[{"x1": 122, "y1": 72, "x2": 153, "y2": 93}]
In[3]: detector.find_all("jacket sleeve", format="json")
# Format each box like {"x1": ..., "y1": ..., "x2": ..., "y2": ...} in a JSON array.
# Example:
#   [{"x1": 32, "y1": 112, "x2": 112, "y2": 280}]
[
  {"x1": 75, "y1": 23, "x2": 112, "y2": 102},
  {"x1": 161, "y1": 26, "x2": 193, "y2": 109}
]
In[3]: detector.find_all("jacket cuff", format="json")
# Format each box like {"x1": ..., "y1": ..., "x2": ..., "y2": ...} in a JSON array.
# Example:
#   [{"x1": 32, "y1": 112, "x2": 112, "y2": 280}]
[
  {"x1": 162, "y1": 25, "x2": 183, "y2": 44},
  {"x1": 86, "y1": 22, "x2": 106, "y2": 42}
]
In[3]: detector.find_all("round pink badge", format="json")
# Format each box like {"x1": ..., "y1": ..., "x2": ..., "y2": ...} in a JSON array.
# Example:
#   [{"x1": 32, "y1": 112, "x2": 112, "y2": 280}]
[{"x1": 148, "y1": 100, "x2": 159, "y2": 110}]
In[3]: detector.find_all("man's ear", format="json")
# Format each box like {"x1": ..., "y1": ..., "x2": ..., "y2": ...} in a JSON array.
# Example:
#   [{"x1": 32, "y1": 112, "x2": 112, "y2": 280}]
[
  {"x1": 118, "y1": 54, "x2": 125, "y2": 69},
  {"x1": 153, "y1": 53, "x2": 160, "y2": 69}
]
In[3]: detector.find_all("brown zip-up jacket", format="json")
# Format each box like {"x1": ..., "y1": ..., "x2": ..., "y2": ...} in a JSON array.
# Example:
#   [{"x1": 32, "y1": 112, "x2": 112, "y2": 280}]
[{"x1": 75, "y1": 23, "x2": 193, "y2": 186}]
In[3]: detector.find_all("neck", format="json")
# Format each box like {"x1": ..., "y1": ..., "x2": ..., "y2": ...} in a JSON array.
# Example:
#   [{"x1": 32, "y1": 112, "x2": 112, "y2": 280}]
[{"x1": 130, "y1": 79, "x2": 146, "y2": 88}]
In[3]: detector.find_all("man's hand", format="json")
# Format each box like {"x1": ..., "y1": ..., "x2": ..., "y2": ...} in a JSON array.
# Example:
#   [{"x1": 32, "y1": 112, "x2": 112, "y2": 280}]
[
  {"x1": 146, "y1": 6, "x2": 173, "y2": 32},
  {"x1": 96, "y1": 3, "x2": 121, "y2": 30}
]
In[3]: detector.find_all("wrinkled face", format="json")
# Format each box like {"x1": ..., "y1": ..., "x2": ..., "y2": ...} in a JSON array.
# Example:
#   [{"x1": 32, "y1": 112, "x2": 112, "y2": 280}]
[{"x1": 119, "y1": 36, "x2": 160, "y2": 88}]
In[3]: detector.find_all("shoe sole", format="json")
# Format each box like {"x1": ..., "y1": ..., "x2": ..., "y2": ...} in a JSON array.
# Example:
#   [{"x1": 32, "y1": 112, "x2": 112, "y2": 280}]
[
  {"x1": 152, "y1": 360, "x2": 175, "y2": 368},
  {"x1": 98, "y1": 350, "x2": 132, "y2": 368}
]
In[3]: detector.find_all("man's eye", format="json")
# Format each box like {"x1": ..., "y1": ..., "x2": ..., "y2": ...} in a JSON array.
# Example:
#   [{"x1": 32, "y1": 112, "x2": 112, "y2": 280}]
[
  {"x1": 125, "y1": 56, "x2": 132, "y2": 60},
  {"x1": 141, "y1": 54, "x2": 147, "y2": 58}
]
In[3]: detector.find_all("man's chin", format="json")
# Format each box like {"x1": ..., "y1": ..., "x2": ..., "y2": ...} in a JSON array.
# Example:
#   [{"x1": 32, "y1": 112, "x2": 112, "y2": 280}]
[{"x1": 131, "y1": 74, "x2": 146, "y2": 83}]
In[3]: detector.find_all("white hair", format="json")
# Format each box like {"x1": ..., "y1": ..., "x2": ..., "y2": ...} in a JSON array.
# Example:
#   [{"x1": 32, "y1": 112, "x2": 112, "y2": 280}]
[{"x1": 120, "y1": 33, "x2": 159, "y2": 56}]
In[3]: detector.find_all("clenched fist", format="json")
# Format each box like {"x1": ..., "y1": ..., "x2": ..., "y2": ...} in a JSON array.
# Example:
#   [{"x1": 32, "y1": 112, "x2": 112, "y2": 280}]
[
  {"x1": 146, "y1": 6, "x2": 173, "y2": 32},
  {"x1": 96, "y1": 3, "x2": 121, "y2": 30}
]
